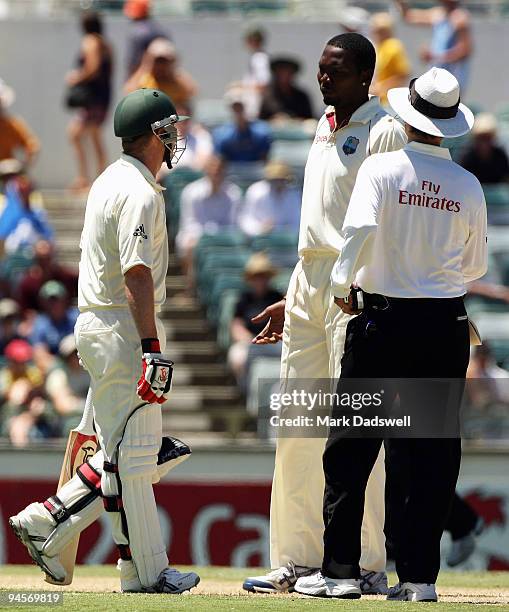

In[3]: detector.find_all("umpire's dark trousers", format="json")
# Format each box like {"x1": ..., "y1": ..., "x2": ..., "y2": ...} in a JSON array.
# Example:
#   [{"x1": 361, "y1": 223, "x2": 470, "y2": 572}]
[{"x1": 322, "y1": 296, "x2": 470, "y2": 584}]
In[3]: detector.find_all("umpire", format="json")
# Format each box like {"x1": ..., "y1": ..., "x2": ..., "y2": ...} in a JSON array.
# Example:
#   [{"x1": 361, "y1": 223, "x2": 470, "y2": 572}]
[{"x1": 295, "y1": 67, "x2": 487, "y2": 601}]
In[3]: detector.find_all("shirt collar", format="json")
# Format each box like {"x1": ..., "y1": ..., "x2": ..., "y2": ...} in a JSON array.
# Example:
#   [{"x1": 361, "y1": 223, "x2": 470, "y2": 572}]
[
  {"x1": 120, "y1": 154, "x2": 166, "y2": 192},
  {"x1": 404, "y1": 141, "x2": 452, "y2": 160},
  {"x1": 325, "y1": 96, "x2": 383, "y2": 132}
]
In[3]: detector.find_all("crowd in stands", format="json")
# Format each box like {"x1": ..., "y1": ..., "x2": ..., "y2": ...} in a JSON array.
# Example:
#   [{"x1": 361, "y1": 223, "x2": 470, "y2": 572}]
[
  {"x1": 0, "y1": 233, "x2": 84, "y2": 445},
  {"x1": 0, "y1": 0, "x2": 509, "y2": 444}
]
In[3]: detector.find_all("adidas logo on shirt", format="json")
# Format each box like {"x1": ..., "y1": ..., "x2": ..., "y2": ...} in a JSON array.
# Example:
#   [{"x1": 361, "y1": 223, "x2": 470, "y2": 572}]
[{"x1": 133, "y1": 224, "x2": 148, "y2": 239}]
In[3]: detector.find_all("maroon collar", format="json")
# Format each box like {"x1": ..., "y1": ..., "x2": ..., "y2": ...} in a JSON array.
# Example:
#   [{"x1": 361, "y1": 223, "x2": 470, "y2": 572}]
[{"x1": 326, "y1": 110, "x2": 351, "y2": 133}]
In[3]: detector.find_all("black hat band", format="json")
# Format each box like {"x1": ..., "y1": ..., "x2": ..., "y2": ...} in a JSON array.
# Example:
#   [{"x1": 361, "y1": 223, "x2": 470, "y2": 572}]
[{"x1": 408, "y1": 78, "x2": 459, "y2": 120}]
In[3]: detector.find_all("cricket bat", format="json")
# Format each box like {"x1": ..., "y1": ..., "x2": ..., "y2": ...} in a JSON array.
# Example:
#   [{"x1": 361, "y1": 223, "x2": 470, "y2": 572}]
[{"x1": 44, "y1": 389, "x2": 98, "y2": 586}]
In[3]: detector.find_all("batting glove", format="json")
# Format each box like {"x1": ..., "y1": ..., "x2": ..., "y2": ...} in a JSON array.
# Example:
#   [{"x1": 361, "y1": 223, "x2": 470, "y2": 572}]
[{"x1": 137, "y1": 339, "x2": 174, "y2": 404}]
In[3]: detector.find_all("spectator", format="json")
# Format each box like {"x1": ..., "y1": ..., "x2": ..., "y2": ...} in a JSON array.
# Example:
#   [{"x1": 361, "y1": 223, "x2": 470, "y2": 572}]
[
  {"x1": 227, "y1": 253, "x2": 283, "y2": 384},
  {"x1": 466, "y1": 343, "x2": 509, "y2": 409},
  {"x1": 460, "y1": 113, "x2": 509, "y2": 184},
  {"x1": 395, "y1": 0, "x2": 472, "y2": 92},
  {"x1": 0, "y1": 173, "x2": 53, "y2": 255},
  {"x1": 16, "y1": 240, "x2": 78, "y2": 313},
  {"x1": 30, "y1": 281, "x2": 79, "y2": 373},
  {"x1": 125, "y1": 38, "x2": 197, "y2": 107},
  {"x1": 244, "y1": 27, "x2": 271, "y2": 92},
  {"x1": 238, "y1": 160, "x2": 301, "y2": 237},
  {"x1": 0, "y1": 79, "x2": 39, "y2": 167},
  {"x1": 66, "y1": 11, "x2": 113, "y2": 192},
  {"x1": 370, "y1": 13, "x2": 410, "y2": 106},
  {"x1": 259, "y1": 57, "x2": 314, "y2": 122},
  {"x1": 0, "y1": 339, "x2": 53, "y2": 447},
  {"x1": 124, "y1": 0, "x2": 170, "y2": 76},
  {"x1": 45, "y1": 334, "x2": 89, "y2": 434},
  {"x1": 214, "y1": 91, "x2": 272, "y2": 162},
  {"x1": 176, "y1": 156, "x2": 241, "y2": 288},
  {"x1": 0, "y1": 299, "x2": 22, "y2": 355},
  {"x1": 338, "y1": 6, "x2": 370, "y2": 35}
]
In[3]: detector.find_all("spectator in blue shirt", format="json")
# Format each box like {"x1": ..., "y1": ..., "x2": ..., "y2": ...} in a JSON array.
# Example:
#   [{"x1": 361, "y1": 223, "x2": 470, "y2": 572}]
[
  {"x1": 31, "y1": 281, "x2": 78, "y2": 373},
  {"x1": 213, "y1": 91, "x2": 272, "y2": 163},
  {"x1": 0, "y1": 173, "x2": 53, "y2": 255}
]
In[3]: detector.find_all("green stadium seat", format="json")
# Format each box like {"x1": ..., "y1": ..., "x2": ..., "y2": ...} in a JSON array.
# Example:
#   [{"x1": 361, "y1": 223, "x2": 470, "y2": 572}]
[
  {"x1": 217, "y1": 288, "x2": 242, "y2": 351},
  {"x1": 271, "y1": 127, "x2": 313, "y2": 142},
  {"x1": 163, "y1": 167, "x2": 204, "y2": 239},
  {"x1": 250, "y1": 232, "x2": 298, "y2": 251},
  {"x1": 194, "y1": 98, "x2": 230, "y2": 129},
  {"x1": 269, "y1": 140, "x2": 310, "y2": 169},
  {"x1": 483, "y1": 184, "x2": 509, "y2": 207},
  {"x1": 271, "y1": 269, "x2": 293, "y2": 294},
  {"x1": 246, "y1": 357, "x2": 282, "y2": 439},
  {"x1": 196, "y1": 250, "x2": 251, "y2": 296},
  {"x1": 496, "y1": 102, "x2": 509, "y2": 126},
  {"x1": 207, "y1": 273, "x2": 246, "y2": 324}
]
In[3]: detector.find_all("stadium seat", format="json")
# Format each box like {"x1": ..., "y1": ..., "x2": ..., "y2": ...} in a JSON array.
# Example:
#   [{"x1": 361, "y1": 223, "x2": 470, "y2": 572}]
[
  {"x1": 217, "y1": 288, "x2": 242, "y2": 351},
  {"x1": 483, "y1": 184, "x2": 509, "y2": 207},
  {"x1": 483, "y1": 185, "x2": 509, "y2": 225},
  {"x1": 207, "y1": 273, "x2": 246, "y2": 324},
  {"x1": 271, "y1": 268, "x2": 293, "y2": 294},
  {"x1": 269, "y1": 140, "x2": 310, "y2": 170},
  {"x1": 226, "y1": 162, "x2": 266, "y2": 194},
  {"x1": 271, "y1": 126, "x2": 313, "y2": 141},
  {"x1": 194, "y1": 98, "x2": 230, "y2": 129},
  {"x1": 496, "y1": 102, "x2": 509, "y2": 126},
  {"x1": 250, "y1": 231, "x2": 298, "y2": 251},
  {"x1": 196, "y1": 250, "x2": 251, "y2": 296},
  {"x1": 163, "y1": 167, "x2": 204, "y2": 239},
  {"x1": 246, "y1": 357, "x2": 282, "y2": 439}
]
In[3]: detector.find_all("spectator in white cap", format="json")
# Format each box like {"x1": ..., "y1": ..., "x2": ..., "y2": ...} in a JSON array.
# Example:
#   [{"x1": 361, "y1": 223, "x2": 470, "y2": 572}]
[
  {"x1": 460, "y1": 113, "x2": 509, "y2": 185},
  {"x1": 295, "y1": 67, "x2": 487, "y2": 602},
  {"x1": 0, "y1": 79, "x2": 39, "y2": 167}
]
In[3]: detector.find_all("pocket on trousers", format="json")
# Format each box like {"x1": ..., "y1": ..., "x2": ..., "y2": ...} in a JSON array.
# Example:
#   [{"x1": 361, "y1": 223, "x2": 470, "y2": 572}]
[{"x1": 75, "y1": 330, "x2": 114, "y2": 381}]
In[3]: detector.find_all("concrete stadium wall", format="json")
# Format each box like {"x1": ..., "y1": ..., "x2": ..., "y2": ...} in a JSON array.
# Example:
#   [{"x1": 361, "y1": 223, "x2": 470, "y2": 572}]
[{"x1": 0, "y1": 17, "x2": 508, "y2": 188}]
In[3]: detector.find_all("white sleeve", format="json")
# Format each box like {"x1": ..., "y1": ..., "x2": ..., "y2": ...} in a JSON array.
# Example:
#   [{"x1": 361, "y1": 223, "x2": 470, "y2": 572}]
[
  {"x1": 238, "y1": 185, "x2": 265, "y2": 236},
  {"x1": 251, "y1": 52, "x2": 271, "y2": 86},
  {"x1": 463, "y1": 193, "x2": 488, "y2": 283},
  {"x1": 175, "y1": 185, "x2": 202, "y2": 251},
  {"x1": 117, "y1": 192, "x2": 157, "y2": 274},
  {"x1": 331, "y1": 159, "x2": 382, "y2": 296}
]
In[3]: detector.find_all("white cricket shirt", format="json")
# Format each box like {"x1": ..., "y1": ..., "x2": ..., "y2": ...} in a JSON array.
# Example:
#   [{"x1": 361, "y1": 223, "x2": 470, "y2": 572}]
[
  {"x1": 331, "y1": 141, "x2": 488, "y2": 298},
  {"x1": 78, "y1": 154, "x2": 168, "y2": 310},
  {"x1": 298, "y1": 96, "x2": 407, "y2": 256}
]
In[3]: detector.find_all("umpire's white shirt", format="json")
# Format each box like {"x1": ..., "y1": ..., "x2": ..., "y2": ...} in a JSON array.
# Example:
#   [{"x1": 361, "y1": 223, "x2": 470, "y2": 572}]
[
  {"x1": 78, "y1": 154, "x2": 168, "y2": 310},
  {"x1": 331, "y1": 141, "x2": 488, "y2": 298},
  {"x1": 298, "y1": 96, "x2": 407, "y2": 256}
]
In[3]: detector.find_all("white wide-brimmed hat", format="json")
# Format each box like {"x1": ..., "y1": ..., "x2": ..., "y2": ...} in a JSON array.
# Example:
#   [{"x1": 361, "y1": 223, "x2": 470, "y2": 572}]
[{"x1": 387, "y1": 67, "x2": 474, "y2": 138}]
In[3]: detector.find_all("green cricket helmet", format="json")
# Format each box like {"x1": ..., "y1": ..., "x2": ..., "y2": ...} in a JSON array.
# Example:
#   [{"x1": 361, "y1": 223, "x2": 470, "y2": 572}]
[{"x1": 114, "y1": 88, "x2": 188, "y2": 168}]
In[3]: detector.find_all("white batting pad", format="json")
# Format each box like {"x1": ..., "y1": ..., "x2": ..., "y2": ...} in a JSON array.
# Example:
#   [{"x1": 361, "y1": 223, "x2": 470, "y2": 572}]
[
  {"x1": 43, "y1": 451, "x2": 104, "y2": 557},
  {"x1": 116, "y1": 403, "x2": 168, "y2": 588}
]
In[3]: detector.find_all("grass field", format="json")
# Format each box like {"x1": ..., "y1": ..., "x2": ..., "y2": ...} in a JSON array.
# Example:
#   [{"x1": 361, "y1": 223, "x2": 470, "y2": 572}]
[{"x1": 1, "y1": 565, "x2": 509, "y2": 610}]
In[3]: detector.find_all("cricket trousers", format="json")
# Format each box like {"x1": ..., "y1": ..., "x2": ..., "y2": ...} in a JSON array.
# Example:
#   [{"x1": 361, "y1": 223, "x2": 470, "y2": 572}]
[
  {"x1": 270, "y1": 252, "x2": 386, "y2": 571},
  {"x1": 74, "y1": 307, "x2": 169, "y2": 587},
  {"x1": 322, "y1": 296, "x2": 470, "y2": 584}
]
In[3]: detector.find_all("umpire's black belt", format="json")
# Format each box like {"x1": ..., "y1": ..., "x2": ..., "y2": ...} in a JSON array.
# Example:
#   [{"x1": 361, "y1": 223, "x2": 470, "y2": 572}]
[{"x1": 362, "y1": 292, "x2": 465, "y2": 311}]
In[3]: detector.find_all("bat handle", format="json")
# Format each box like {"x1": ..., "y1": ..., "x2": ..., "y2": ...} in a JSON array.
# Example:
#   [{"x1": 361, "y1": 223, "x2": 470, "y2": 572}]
[{"x1": 76, "y1": 388, "x2": 95, "y2": 434}]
